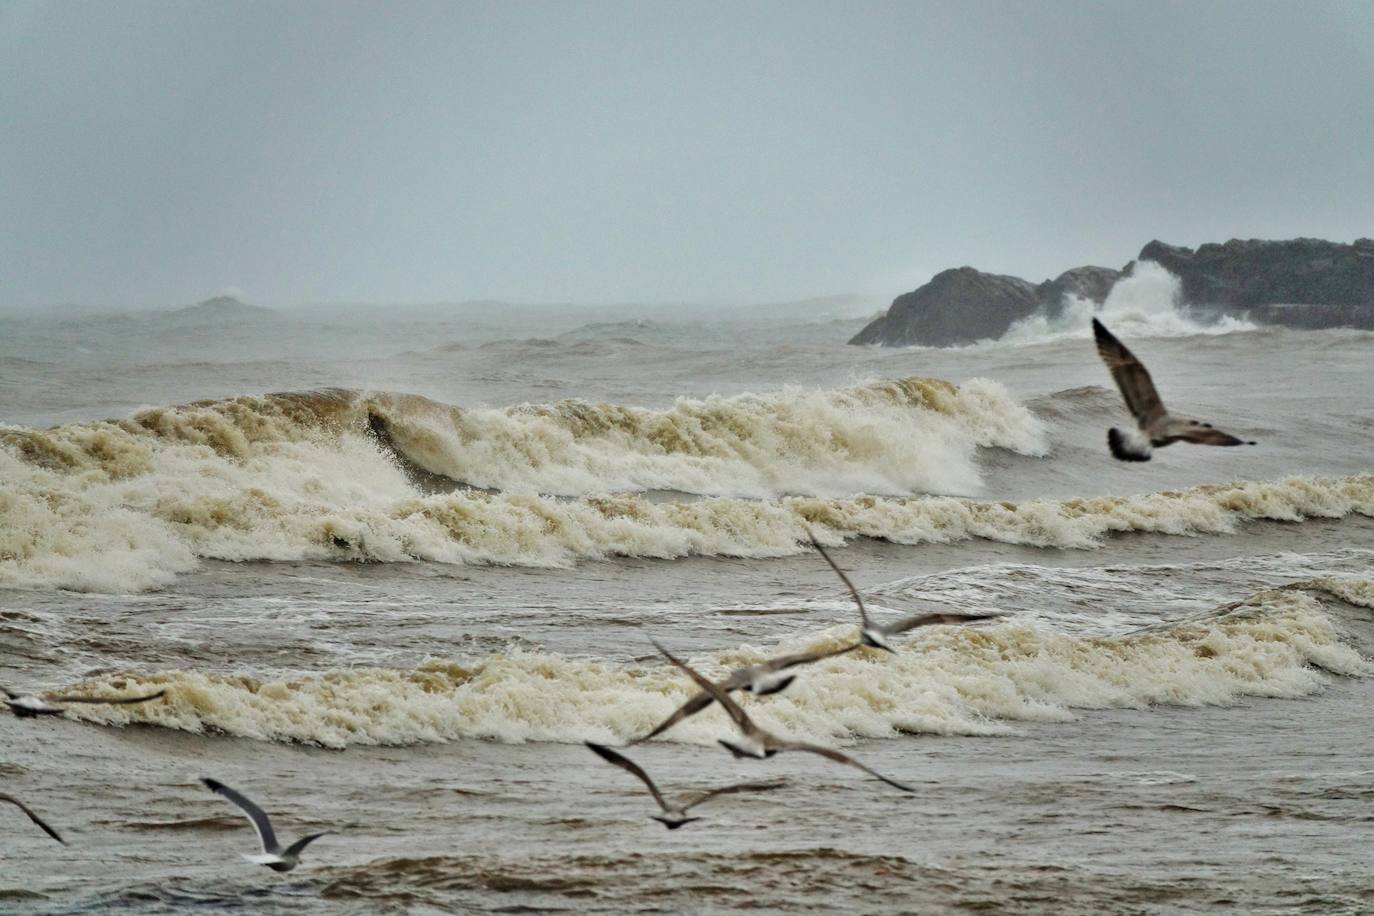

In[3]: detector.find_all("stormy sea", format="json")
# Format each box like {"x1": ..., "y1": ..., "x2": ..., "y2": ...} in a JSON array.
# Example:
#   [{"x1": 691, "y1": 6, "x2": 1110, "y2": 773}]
[{"x1": 3, "y1": 267, "x2": 1372, "y2": 913}]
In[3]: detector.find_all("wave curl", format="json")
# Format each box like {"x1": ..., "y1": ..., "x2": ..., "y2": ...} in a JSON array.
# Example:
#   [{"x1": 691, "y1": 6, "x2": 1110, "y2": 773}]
[{"x1": 55, "y1": 586, "x2": 1368, "y2": 747}]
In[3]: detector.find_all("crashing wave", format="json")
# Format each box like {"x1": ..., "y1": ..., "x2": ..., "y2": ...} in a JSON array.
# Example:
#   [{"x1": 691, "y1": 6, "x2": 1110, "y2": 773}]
[
  {"x1": 2, "y1": 382, "x2": 1372, "y2": 593},
  {"x1": 999, "y1": 260, "x2": 1256, "y2": 345},
  {"x1": 1, "y1": 422, "x2": 1371, "y2": 593},
  {"x1": 54, "y1": 585, "x2": 1370, "y2": 747},
  {"x1": 1, "y1": 376, "x2": 1045, "y2": 499}
]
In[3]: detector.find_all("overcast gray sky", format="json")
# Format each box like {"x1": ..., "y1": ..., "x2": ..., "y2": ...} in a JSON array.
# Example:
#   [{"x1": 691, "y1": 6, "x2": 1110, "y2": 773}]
[{"x1": 2, "y1": 0, "x2": 1372, "y2": 309}]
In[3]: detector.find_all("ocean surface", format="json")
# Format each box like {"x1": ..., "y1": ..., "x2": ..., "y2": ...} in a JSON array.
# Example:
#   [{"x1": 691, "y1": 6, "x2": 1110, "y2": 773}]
[{"x1": 2, "y1": 272, "x2": 1373, "y2": 914}]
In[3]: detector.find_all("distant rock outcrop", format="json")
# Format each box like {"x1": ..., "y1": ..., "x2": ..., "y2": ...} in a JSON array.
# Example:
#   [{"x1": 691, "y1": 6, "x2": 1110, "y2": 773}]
[
  {"x1": 143, "y1": 295, "x2": 278, "y2": 329},
  {"x1": 1135, "y1": 237, "x2": 1374, "y2": 326},
  {"x1": 851, "y1": 237, "x2": 1374, "y2": 346},
  {"x1": 848, "y1": 268, "x2": 1040, "y2": 346},
  {"x1": 168, "y1": 295, "x2": 273, "y2": 320},
  {"x1": 849, "y1": 265, "x2": 1121, "y2": 347}
]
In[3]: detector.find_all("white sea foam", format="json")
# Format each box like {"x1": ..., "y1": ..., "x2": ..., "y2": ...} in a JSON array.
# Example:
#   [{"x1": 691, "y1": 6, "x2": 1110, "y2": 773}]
[
  {"x1": 867, "y1": 550, "x2": 1374, "y2": 636},
  {"x1": 1301, "y1": 575, "x2": 1374, "y2": 609},
  {"x1": 2, "y1": 412, "x2": 1371, "y2": 593},
  {"x1": 59, "y1": 587, "x2": 1368, "y2": 748},
  {"x1": 1000, "y1": 260, "x2": 1256, "y2": 344},
  {"x1": 367, "y1": 376, "x2": 1047, "y2": 497},
  {"x1": 3, "y1": 383, "x2": 1372, "y2": 593},
  {"x1": 0, "y1": 377, "x2": 1047, "y2": 498}
]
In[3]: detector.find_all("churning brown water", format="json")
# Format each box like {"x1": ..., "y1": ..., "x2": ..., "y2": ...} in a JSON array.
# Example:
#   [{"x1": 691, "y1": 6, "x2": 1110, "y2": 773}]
[{"x1": 2, "y1": 287, "x2": 1373, "y2": 913}]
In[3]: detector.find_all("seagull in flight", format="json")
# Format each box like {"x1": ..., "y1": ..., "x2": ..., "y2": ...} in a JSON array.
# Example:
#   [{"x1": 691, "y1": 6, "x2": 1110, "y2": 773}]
[
  {"x1": 651, "y1": 639, "x2": 915, "y2": 794},
  {"x1": 585, "y1": 742, "x2": 785, "y2": 828},
  {"x1": 1092, "y1": 317, "x2": 1255, "y2": 462},
  {"x1": 807, "y1": 531, "x2": 999, "y2": 652},
  {"x1": 1, "y1": 793, "x2": 65, "y2": 844},
  {"x1": 201, "y1": 778, "x2": 330, "y2": 871},
  {"x1": 633, "y1": 641, "x2": 860, "y2": 744},
  {"x1": 2, "y1": 685, "x2": 167, "y2": 719}
]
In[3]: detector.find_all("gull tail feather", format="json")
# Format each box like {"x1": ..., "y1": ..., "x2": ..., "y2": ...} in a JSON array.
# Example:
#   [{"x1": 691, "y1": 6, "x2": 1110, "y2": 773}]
[{"x1": 1107, "y1": 427, "x2": 1152, "y2": 462}]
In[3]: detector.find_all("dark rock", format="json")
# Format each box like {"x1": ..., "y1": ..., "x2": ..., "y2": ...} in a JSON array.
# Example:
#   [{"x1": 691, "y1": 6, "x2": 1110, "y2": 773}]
[
  {"x1": 1244, "y1": 301, "x2": 1374, "y2": 330},
  {"x1": 851, "y1": 237, "x2": 1374, "y2": 346},
  {"x1": 848, "y1": 267, "x2": 1040, "y2": 347},
  {"x1": 1035, "y1": 266, "x2": 1124, "y2": 319},
  {"x1": 1138, "y1": 237, "x2": 1374, "y2": 324},
  {"x1": 849, "y1": 265, "x2": 1120, "y2": 347}
]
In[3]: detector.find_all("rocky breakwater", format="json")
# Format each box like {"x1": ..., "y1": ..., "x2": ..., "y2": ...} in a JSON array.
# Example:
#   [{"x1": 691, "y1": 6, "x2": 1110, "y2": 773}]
[
  {"x1": 1137, "y1": 237, "x2": 1374, "y2": 330},
  {"x1": 851, "y1": 238, "x2": 1374, "y2": 347},
  {"x1": 849, "y1": 265, "x2": 1120, "y2": 347}
]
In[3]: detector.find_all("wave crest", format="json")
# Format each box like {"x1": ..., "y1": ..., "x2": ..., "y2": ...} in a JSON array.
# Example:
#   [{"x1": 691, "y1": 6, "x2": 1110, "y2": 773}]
[
  {"x1": 56, "y1": 586, "x2": 1369, "y2": 747},
  {"x1": 2, "y1": 419, "x2": 1371, "y2": 593},
  {"x1": 366, "y1": 376, "x2": 1046, "y2": 497}
]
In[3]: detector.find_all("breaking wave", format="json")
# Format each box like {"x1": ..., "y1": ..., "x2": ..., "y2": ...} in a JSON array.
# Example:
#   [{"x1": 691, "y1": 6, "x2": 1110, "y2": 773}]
[
  {"x1": 1, "y1": 408, "x2": 1371, "y2": 593},
  {"x1": 367, "y1": 376, "x2": 1047, "y2": 496},
  {"x1": 1000, "y1": 260, "x2": 1256, "y2": 344},
  {"x1": 56, "y1": 585, "x2": 1370, "y2": 748},
  {"x1": 0, "y1": 376, "x2": 1043, "y2": 497},
  {"x1": 3, "y1": 381, "x2": 1372, "y2": 593}
]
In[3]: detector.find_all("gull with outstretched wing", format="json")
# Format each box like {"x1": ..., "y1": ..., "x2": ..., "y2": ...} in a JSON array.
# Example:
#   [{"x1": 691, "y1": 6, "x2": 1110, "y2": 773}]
[
  {"x1": 651, "y1": 639, "x2": 915, "y2": 794},
  {"x1": 808, "y1": 531, "x2": 999, "y2": 652},
  {"x1": 201, "y1": 778, "x2": 330, "y2": 872},
  {"x1": 585, "y1": 742, "x2": 785, "y2": 828},
  {"x1": 1092, "y1": 317, "x2": 1255, "y2": 462},
  {"x1": 3, "y1": 685, "x2": 166, "y2": 718},
  {"x1": 633, "y1": 641, "x2": 860, "y2": 744}
]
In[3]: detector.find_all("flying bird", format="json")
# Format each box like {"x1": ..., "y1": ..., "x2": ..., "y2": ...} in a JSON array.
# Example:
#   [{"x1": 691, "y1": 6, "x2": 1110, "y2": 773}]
[
  {"x1": 2, "y1": 686, "x2": 167, "y2": 718},
  {"x1": 584, "y1": 742, "x2": 785, "y2": 829},
  {"x1": 633, "y1": 642, "x2": 860, "y2": 744},
  {"x1": 651, "y1": 639, "x2": 915, "y2": 794},
  {"x1": 1, "y1": 793, "x2": 65, "y2": 844},
  {"x1": 201, "y1": 778, "x2": 330, "y2": 872},
  {"x1": 1092, "y1": 317, "x2": 1255, "y2": 462},
  {"x1": 807, "y1": 531, "x2": 999, "y2": 652}
]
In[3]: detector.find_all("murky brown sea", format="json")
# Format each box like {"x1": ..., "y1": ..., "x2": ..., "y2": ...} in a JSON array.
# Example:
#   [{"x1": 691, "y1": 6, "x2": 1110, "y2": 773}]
[{"x1": 3, "y1": 297, "x2": 1373, "y2": 913}]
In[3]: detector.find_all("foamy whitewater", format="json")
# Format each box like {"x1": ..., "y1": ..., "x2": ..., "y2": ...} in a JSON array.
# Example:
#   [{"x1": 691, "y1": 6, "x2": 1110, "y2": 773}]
[
  {"x1": 999, "y1": 260, "x2": 1257, "y2": 345},
  {"x1": 2, "y1": 275, "x2": 1373, "y2": 913}
]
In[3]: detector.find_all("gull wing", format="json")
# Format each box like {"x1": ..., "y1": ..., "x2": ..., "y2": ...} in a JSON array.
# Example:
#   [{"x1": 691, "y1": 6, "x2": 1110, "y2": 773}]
[
  {"x1": 637, "y1": 644, "x2": 856, "y2": 743},
  {"x1": 755, "y1": 643, "x2": 861, "y2": 673},
  {"x1": 883, "y1": 611, "x2": 1001, "y2": 636},
  {"x1": 1092, "y1": 319, "x2": 1167, "y2": 428},
  {"x1": 45, "y1": 688, "x2": 166, "y2": 706},
  {"x1": 680, "y1": 779, "x2": 788, "y2": 812},
  {"x1": 782, "y1": 742, "x2": 915, "y2": 794},
  {"x1": 585, "y1": 742, "x2": 668, "y2": 811},
  {"x1": 202, "y1": 778, "x2": 280, "y2": 854},
  {"x1": 651, "y1": 639, "x2": 756, "y2": 734},
  {"x1": 1180, "y1": 427, "x2": 1248, "y2": 447},
  {"x1": 282, "y1": 831, "x2": 330, "y2": 859},
  {"x1": 0, "y1": 793, "x2": 65, "y2": 844},
  {"x1": 633, "y1": 690, "x2": 718, "y2": 744},
  {"x1": 806, "y1": 531, "x2": 874, "y2": 630}
]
